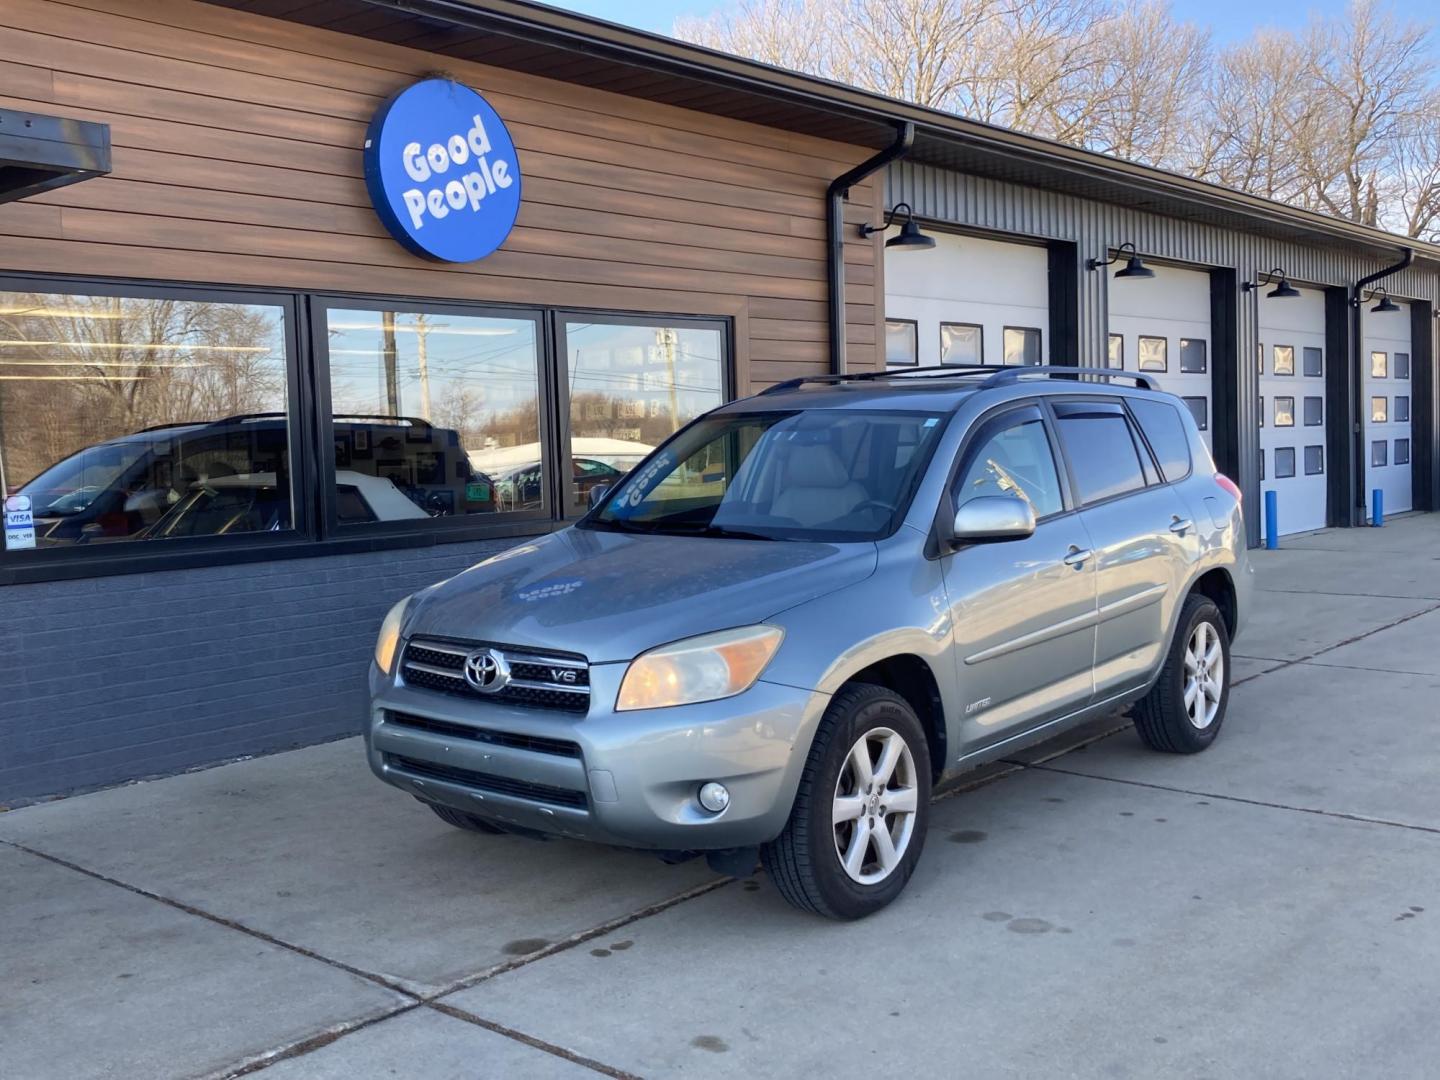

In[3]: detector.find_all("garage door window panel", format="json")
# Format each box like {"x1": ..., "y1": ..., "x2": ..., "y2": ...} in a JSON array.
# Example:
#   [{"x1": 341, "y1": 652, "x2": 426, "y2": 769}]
[
  {"x1": 886, "y1": 320, "x2": 918, "y2": 367},
  {"x1": 940, "y1": 323, "x2": 983, "y2": 366},
  {"x1": 1179, "y1": 339, "x2": 1207, "y2": 374},
  {"x1": 1395, "y1": 353, "x2": 1410, "y2": 380},
  {"x1": 1137, "y1": 336, "x2": 1167, "y2": 372},
  {"x1": 1303, "y1": 347, "x2": 1323, "y2": 377},
  {"x1": 1396, "y1": 439, "x2": 1410, "y2": 465},
  {"x1": 1274, "y1": 397, "x2": 1295, "y2": 427},
  {"x1": 1395, "y1": 397, "x2": 1409, "y2": 423},
  {"x1": 1371, "y1": 396, "x2": 1388, "y2": 423},
  {"x1": 1273, "y1": 345, "x2": 1294, "y2": 376},
  {"x1": 1275, "y1": 447, "x2": 1296, "y2": 478},
  {"x1": 0, "y1": 286, "x2": 298, "y2": 553},
  {"x1": 1303, "y1": 397, "x2": 1323, "y2": 426},
  {"x1": 1304, "y1": 446, "x2": 1323, "y2": 475},
  {"x1": 1107, "y1": 334, "x2": 1124, "y2": 369},
  {"x1": 1372, "y1": 441, "x2": 1388, "y2": 467},
  {"x1": 1372, "y1": 352, "x2": 1388, "y2": 378},
  {"x1": 1002, "y1": 326, "x2": 1041, "y2": 367}
]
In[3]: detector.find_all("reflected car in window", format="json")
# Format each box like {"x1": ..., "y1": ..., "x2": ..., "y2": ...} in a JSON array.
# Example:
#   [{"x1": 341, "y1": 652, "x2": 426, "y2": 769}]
[{"x1": 146, "y1": 470, "x2": 429, "y2": 537}]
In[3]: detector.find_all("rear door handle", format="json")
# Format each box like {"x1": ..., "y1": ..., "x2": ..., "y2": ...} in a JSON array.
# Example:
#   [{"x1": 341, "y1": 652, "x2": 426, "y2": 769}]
[
  {"x1": 1169, "y1": 516, "x2": 1194, "y2": 536},
  {"x1": 1063, "y1": 545, "x2": 1092, "y2": 569}
]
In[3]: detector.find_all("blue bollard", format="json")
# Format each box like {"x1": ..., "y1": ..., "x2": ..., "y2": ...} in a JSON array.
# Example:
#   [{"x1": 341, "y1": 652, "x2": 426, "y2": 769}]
[
  {"x1": 1264, "y1": 490, "x2": 1279, "y2": 549},
  {"x1": 1372, "y1": 488, "x2": 1384, "y2": 527}
]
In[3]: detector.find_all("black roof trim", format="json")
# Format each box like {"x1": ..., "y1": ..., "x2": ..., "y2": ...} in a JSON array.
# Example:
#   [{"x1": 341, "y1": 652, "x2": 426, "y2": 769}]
[{"x1": 0, "y1": 108, "x2": 111, "y2": 205}]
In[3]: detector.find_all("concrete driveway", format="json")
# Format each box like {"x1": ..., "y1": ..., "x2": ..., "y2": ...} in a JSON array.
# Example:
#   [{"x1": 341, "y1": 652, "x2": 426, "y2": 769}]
[{"x1": 4, "y1": 515, "x2": 1439, "y2": 1079}]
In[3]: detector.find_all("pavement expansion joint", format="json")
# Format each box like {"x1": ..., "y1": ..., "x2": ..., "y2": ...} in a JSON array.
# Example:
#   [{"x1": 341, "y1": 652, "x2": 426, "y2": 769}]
[
  {"x1": 1028, "y1": 764, "x2": 1440, "y2": 837},
  {"x1": 0, "y1": 835, "x2": 716, "y2": 1079}
]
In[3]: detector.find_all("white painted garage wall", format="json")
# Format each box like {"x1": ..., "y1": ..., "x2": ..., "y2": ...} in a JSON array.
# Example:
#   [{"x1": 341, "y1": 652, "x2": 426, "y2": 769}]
[
  {"x1": 885, "y1": 233, "x2": 1049, "y2": 367},
  {"x1": 1107, "y1": 264, "x2": 1212, "y2": 450},
  {"x1": 1363, "y1": 303, "x2": 1413, "y2": 516},
  {"x1": 1258, "y1": 287, "x2": 1328, "y2": 536}
]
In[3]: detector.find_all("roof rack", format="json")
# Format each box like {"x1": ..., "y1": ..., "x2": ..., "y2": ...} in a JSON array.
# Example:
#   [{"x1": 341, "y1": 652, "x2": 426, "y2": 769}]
[
  {"x1": 978, "y1": 366, "x2": 1161, "y2": 391},
  {"x1": 758, "y1": 365, "x2": 1007, "y2": 396},
  {"x1": 759, "y1": 364, "x2": 1159, "y2": 396}
]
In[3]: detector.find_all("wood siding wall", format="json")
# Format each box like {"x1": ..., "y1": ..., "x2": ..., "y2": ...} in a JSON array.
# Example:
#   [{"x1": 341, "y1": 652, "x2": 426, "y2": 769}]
[{"x1": 0, "y1": 0, "x2": 885, "y2": 388}]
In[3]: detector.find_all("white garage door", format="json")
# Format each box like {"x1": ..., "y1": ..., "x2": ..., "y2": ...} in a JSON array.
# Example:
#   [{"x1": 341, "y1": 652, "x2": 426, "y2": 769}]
[
  {"x1": 1363, "y1": 301, "x2": 1413, "y2": 515},
  {"x1": 885, "y1": 234, "x2": 1049, "y2": 369},
  {"x1": 1107, "y1": 264, "x2": 1212, "y2": 451},
  {"x1": 1258, "y1": 287, "x2": 1328, "y2": 537}
]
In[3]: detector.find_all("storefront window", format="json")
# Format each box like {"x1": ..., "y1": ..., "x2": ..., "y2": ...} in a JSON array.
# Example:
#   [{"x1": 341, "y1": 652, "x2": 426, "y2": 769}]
[
  {"x1": 0, "y1": 289, "x2": 291, "y2": 549},
  {"x1": 324, "y1": 307, "x2": 543, "y2": 523},
  {"x1": 561, "y1": 319, "x2": 725, "y2": 516}
]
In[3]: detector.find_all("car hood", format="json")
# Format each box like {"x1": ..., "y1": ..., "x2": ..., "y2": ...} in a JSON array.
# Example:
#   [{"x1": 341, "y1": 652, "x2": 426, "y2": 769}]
[{"x1": 404, "y1": 527, "x2": 878, "y2": 662}]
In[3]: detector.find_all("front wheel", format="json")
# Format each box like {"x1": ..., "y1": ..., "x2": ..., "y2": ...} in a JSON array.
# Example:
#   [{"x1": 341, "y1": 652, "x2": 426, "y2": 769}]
[
  {"x1": 762, "y1": 683, "x2": 931, "y2": 919},
  {"x1": 1133, "y1": 593, "x2": 1231, "y2": 753}
]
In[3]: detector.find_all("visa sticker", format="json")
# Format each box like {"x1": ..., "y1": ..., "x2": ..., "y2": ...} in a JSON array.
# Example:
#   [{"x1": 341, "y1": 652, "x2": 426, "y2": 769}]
[{"x1": 4, "y1": 493, "x2": 36, "y2": 551}]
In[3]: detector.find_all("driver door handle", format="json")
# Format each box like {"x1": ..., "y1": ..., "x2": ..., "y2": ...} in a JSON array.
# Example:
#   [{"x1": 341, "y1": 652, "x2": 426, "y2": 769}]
[
  {"x1": 1169, "y1": 515, "x2": 1194, "y2": 536},
  {"x1": 1063, "y1": 545, "x2": 1092, "y2": 569}
]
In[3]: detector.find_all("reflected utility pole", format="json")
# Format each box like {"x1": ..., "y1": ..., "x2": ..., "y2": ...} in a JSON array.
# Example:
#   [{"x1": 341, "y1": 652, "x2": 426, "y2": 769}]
[{"x1": 381, "y1": 310, "x2": 399, "y2": 415}]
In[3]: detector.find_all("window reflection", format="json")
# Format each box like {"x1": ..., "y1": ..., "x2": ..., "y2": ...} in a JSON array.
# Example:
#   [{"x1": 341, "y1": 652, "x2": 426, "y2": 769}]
[
  {"x1": 562, "y1": 320, "x2": 725, "y2": 515},
  {"x1": 326, "y1": 309, "x2": 541, "y2": 521},
  {"x1": 1, "y1": 291, "x2": 290, "y2": 547}
]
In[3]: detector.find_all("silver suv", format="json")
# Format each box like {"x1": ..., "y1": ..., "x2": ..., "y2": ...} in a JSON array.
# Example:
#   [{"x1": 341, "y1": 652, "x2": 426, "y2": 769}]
[{"x1": 367, "y1": 367, "x2": 1252, "y2": 918}]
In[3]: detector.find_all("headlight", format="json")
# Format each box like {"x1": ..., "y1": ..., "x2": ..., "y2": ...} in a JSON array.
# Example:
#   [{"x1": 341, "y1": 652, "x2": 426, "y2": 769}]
[
  {"x1": 374, "y1": 597, "x2": 411, "y2": 674},
  {"x1": 616, "y1": 625, "x2": 784, "y2": 711}
]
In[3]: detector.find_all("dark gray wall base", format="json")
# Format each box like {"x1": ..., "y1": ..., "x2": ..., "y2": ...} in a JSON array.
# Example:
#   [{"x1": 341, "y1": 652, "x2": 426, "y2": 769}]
[{"x1": 0, "y1": 536, "x2": 528, "y2": 805}]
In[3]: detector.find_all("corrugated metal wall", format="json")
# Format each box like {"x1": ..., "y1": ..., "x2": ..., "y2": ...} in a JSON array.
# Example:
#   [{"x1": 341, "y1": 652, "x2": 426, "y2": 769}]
[{"x1": 888, "y1": 160, "x2": 1440, "y2": 535}]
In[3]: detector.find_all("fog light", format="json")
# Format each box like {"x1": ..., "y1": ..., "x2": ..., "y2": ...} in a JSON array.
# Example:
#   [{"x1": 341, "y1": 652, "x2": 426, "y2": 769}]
[{"x1": 698, "y1": 782, "x2": 730, "y2": 814}]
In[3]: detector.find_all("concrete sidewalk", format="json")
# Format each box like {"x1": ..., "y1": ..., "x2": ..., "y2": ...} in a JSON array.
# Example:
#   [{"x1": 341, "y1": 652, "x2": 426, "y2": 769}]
[{"x1": 3, "y1": 516, "x2": 1439, "y2": 1079}]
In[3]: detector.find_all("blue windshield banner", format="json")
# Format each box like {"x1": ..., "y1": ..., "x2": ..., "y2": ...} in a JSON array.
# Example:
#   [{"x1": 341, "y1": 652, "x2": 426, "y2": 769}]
[{"x1": 362, "y1": 79, "x2": 522, "y2": 263}]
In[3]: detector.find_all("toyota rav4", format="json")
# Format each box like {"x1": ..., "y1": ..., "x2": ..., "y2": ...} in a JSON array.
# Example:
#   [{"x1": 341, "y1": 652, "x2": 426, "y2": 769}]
[{"x1": 367, "y1": 366, "x2": 1252, "y2": 918}]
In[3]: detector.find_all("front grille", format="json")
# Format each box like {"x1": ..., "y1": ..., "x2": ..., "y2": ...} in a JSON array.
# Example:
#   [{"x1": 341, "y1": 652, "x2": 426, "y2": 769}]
[
  {"x1": 400, "y1": 638, "x2": 590, "y2": 714},
  {"x1": 385, "y1": 710, "x2": 581, "y2": 758},
  {"x1": 385, "y1": 753, "x2": 588, "y2": 810}
]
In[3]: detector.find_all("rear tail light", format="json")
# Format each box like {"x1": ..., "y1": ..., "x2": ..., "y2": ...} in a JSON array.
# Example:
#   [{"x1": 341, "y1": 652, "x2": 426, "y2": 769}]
[{"x1": 1214, "y1": 473, "x2": 1243, "y2": 503}]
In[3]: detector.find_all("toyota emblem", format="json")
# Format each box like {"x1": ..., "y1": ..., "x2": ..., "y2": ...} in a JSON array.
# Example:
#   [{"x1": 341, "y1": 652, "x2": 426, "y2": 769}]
[{"x1": 462, "y1": 647, "x2": 510, "y2": 694}]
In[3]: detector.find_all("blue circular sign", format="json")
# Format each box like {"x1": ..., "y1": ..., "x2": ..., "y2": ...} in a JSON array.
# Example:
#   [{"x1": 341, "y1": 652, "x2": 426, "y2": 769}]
[{"x1": 363, "y1": 79, "x2": 522, "y2": 263}]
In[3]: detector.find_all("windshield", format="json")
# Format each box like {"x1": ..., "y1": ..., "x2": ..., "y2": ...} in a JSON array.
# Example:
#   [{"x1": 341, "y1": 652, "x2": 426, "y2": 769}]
[
  {"x1": 18, "y1": 441, "x2": 150, "y2": 515},
  {"x1": 584, "y1": 409, "x2": 946, "y2": 541}
]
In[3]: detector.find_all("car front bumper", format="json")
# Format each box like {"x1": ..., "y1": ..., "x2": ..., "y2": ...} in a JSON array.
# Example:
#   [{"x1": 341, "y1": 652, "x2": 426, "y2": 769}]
[{"x1": 366, "y1": 660, "x2": 830, "y2": 851}]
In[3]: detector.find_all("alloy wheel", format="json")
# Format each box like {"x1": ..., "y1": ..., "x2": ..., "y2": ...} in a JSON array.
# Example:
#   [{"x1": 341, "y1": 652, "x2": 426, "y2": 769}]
[
  {"x1": 832, "y1": 727, "x2": 919, "y2": 885},
  {"x1": 1183, "y1": 620, "x2": 1225, "y2": 729}
]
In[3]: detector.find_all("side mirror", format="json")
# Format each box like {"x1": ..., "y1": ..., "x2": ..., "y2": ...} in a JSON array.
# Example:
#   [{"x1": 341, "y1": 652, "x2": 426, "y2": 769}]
[
  {"x1": 586, "y1": 484, "x2": 611, "y2": 509},
  {"x1": 949, "y1": 495, "x2": 1036, "y2": 544}
]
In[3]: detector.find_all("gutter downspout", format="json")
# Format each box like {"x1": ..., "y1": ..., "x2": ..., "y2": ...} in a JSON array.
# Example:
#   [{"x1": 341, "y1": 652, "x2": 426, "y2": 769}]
[
  {"x1": 1350, "y1": 247, "x2": 1413, "y2": 522},
  {"x1": 827, "y1": 122, "x2": 915, "y2": 375}
]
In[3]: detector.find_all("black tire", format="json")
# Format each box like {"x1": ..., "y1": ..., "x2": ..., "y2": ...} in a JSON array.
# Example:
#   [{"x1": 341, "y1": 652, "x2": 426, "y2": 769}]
[
  {"x1": 762, "y1": 683, "x2": 932, "y2": 919},
  {"x1": 424, "y1": 801, "x2": 508, "y2": 834},
  {"x1": 1133, "y1": 593, "x2": 1231, "y2": 754}
]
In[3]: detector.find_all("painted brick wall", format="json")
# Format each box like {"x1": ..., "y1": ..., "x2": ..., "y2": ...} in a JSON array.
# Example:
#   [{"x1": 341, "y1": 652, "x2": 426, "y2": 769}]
[{"x1": 0, "y1": 538, "x2": 526, "y2": 805}]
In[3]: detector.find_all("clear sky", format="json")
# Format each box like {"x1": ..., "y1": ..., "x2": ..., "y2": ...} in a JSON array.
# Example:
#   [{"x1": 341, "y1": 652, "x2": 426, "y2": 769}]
[{"x1": 547, "y1": 0, "x2": 1362, "y2": 45}]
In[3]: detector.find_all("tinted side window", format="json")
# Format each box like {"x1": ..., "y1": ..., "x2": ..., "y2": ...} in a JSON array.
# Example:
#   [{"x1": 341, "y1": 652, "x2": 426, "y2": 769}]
[
  {"x1": 1129, "y1": 398, "x2": 1193, "y2": 482},
  {"x1": 954, "y1": 409, "x2": 1063, "y2": 519},
  {"x1": 1053, "y1": 402, "x2": 1147, "y2": 504}
]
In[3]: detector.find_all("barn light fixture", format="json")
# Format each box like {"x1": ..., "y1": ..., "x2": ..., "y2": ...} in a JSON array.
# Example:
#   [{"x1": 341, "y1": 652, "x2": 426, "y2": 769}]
[
  {"x1": 1368, "y1": 288, "x2": 1401, "y2": 313},
  {"x1": 1087, "y1": 242, "x2": 1154, "y2": 279},
  {"x1": 859, "y1": 202, "x2": 935, "y2": 250},
  {"x1": 1243, "y1": 268, "x2": 1300, "y2": 299}
]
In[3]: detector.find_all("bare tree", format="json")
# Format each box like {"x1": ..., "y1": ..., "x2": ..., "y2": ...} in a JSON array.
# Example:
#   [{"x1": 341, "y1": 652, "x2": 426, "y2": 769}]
[{"x1": 675, "y1": 0, "x2": 1440, "y2": 241}]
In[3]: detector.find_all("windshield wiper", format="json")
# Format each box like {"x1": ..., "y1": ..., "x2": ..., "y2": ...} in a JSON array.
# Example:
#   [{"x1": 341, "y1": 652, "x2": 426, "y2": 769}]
[{"x1": 664, "y1": 523, "x2": 776, "y2": 541}]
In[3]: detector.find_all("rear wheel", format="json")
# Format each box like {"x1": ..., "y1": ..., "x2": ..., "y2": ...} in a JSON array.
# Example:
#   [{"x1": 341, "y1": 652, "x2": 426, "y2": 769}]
[
  {"x1": 762, "y1": 683, "x2": 931, "y2": 919},
  {"x1": 424, "y1": 801, "x2": 507, "y2": 834},
  {"x1": 1133, "y1": 593, "x2": 1230, "y2": 754}
]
